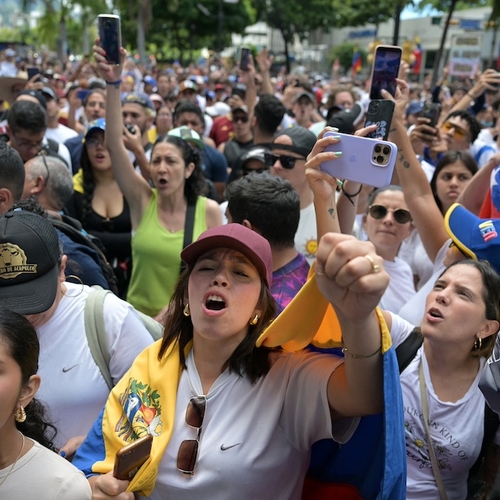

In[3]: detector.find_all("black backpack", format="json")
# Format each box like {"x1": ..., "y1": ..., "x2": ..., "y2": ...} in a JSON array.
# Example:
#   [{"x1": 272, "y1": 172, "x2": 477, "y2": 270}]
[
  {"x1": 396, "y1": 329, "x2": 499, "y2": 498},
  {"x1": 49, "y1": 213, "x2": 119, "y2": 295}
]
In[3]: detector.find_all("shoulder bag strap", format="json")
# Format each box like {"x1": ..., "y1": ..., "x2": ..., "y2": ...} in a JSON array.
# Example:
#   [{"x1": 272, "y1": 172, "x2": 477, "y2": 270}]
[
  {"x1": 180, "y1": 202, "x2": 196, "y2": 275},
  {"x1": 84, "y1": 285, "x2": 113, "y2": 390},
  {"x1": 419, "y1": 360, "x2": 448, "y2": 500}
]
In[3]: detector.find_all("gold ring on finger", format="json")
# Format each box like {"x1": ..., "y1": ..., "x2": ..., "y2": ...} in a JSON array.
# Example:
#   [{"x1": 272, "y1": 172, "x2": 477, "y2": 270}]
[{"x1": 363, "y1": 254, "x2": 380, "y2": 274}]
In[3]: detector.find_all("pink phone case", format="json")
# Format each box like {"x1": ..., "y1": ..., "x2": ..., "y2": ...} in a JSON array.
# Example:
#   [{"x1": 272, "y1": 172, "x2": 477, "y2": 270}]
[{"x1": 321, "y1": 131, "x2": 397, "y2": 188}]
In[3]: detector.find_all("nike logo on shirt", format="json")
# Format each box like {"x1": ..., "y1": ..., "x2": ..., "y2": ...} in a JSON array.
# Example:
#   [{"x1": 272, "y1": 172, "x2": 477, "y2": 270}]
[
  {"x1": 62, "y1": 364, "x2": 78, "y2": 372},
  {"x1": 220, "y1": 443, "x2": 241, "y2": 451}
]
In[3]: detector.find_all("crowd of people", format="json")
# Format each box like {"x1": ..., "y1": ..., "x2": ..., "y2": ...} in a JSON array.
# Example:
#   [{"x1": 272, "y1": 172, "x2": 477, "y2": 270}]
[{"x1": 0, "y1": 36, "x2": 500, "y2": 499}]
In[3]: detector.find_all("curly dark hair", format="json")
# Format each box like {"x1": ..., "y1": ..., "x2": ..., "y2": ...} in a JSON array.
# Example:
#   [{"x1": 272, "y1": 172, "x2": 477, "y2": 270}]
[
  {"x1": 0, "y1": 308, "x2": 58, "y2": 451},
  {"x1": 158, "y1": 265, "x2": 279, "y2": 384},
  {"x1": 79, "y1": 144, "x2": 96, "y2": 225},
  {"x1": 152, "y1": 135, "x2": 206, "y2": 204}
]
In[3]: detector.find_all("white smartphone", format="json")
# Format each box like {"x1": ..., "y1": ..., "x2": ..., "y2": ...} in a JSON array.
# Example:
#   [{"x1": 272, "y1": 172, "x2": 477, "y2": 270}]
[{"x1": 320, "y1": 131, "x2": 397, "y2": 188}]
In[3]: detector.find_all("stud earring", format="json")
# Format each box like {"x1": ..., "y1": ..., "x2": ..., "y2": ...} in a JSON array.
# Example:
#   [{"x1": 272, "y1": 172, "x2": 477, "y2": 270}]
[
  {"x1": 15, "y1": 406, "x2": 26, "y2": 423},
  {"x1": 183, "y1": 303, "x2": 190, "y2": 317},
  {"x1": 249, "y1": 314, "x2": 259, "y2": 326},
  {"x1": 474, "y1": 337, "x2": 482, "y2": 351}
]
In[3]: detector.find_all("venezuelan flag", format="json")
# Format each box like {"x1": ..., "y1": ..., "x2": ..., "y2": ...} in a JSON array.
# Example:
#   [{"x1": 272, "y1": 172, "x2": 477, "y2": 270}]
[
  {"x1": 351, "y1": 49, "x2": 362, "y2": 76},
  {"x1": 413, "y1": 39, "x2": 422, "y2": 75}
]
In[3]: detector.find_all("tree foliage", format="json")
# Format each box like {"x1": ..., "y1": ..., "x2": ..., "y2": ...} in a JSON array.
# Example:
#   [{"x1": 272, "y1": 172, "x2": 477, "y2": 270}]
[{"x1": 329, "y1": 42, "x2": 367, "y2": 73}]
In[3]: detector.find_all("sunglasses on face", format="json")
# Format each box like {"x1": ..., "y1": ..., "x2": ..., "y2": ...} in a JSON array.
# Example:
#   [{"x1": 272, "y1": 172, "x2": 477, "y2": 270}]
[
  {"x1": 368, "y1": 205, "x2": 412, "y2": 224},
  {"x1": 177, "y1": 395, "x2": 206, "y2": 475},
  {"x1": 264, "y1": 152, "x2": 304, "y2": 170},
  {"x1": 441, "y1": 121, "x2": 469, "y2": 140},
  {"x1": 233, "y1": 114, "x2": 248, "y2": 123},
  {"x1": 85, "y1": 137, "x2": 105, "y2": 148}
]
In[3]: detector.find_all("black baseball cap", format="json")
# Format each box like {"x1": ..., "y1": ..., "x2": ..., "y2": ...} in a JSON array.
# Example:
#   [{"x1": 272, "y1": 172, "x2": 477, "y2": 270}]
[
  {"x1": 17, "y1": 89, "x2": 47, "y2": 110},
  {"x1": 271, "y1": 126, "x2": 316, "y2": 158},
  {"x1": 0, "y1": 211, "x2": 61, "y2": 314}
]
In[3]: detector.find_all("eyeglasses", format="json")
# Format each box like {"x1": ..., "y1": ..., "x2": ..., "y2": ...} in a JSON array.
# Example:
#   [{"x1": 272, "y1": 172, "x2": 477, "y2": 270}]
[
  {"x1": 177, "y1": 395, "x2": 206, "y2": 475},
  {"x1": 85, "y1": 137, "x2": 105, "y2": 148},
  {"x1": 233, "y1": 115, "x2": 248, "y2": 123},
  {"x1": 242, "y1": 167, "x2": 268, "y2": 176},
  {"x1": 368, "y1": 205, "x2": 412, "y2": 224},
  {"x1": 264, "y1": 152, "x2": 304, "y2": 170},
  {"x1": 441, "y1": 121, "x2": 469, "y2": 140},
  {"x1": 12, "y1": 132, "x2": 44, "y2": 151}
]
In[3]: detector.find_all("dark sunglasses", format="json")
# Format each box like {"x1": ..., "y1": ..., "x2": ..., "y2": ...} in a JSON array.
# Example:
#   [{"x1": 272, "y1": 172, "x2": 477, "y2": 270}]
[
  {"x1": 368, "y1": 205, "x2": 412, "y2": 224},
  {"x1": 242, "y1": 167, "x2": 268, "y2": 176},
  {"x1": 264, "y1": 152, "x2": 303, "y2": 170},
  {"x1": 177, "y1": 395, "x2": 206, "y2": 474},
  {"x1": 233, "y1": 114, "x2": 248, "y2": 123}
]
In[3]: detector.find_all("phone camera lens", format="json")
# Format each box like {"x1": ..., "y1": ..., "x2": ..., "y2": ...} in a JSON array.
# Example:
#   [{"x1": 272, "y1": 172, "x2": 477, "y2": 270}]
[
  {"x1": 374, "y1": 145, "x2": 382, "y2": 153},
  {"x1": 376, "y1": 155, "x2": 384, "y2": 163},
  {"x1": 383, "y1": 146, "x2": 390, "y2": 155}
]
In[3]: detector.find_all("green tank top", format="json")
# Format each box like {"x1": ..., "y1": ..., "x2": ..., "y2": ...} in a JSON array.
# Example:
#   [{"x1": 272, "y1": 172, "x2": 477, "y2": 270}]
[{"x1": 127, "y1": 191, "x2": 208, "y2": 316}]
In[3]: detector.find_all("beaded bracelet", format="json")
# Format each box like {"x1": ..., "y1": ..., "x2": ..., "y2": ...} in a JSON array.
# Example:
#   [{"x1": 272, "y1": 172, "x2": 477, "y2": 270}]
[
  {"x1": 341, "y1": 184, "x2": 363, "y2": 206},
  {"x1": 342, "y1": 346, "x2": 381, "y2": 359},
  {"x1": 106, "y1": 79, "x2": 122, "y2": 88}
]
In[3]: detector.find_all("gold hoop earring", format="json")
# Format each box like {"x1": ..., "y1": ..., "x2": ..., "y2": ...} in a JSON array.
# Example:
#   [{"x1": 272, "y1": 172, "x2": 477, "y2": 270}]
[
  {"x1": 15, "y1": 406, "x2": 26, "y2": 423},
  {"x1": 183, "y1": 303, "x2": 190, "y2": 317},
  {"x1": 474, "y1": 337, "x2": 482, "y2": 351},
  {"x1": 64, "y1": 275, "x2": 84, "y2": 297},
  {"x1": 249, "y1": 314, "x2": 259, "y2": 326}
]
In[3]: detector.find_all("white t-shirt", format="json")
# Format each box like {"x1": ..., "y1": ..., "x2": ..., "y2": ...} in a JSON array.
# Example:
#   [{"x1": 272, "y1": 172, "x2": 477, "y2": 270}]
[
  {"x1": 399, "y1": 231, "x2": 435, "y2": 291},
  {"x1": 295, "y1": 202, "x2": 317, "y2": 266},
  {"x1": 0, "y1": 439, "x2": 91, "y2": 499},
  {"x1": 390, "y1": 314, "x2": 487, "y2": 500},
  {"x1": 36, "y1": 283, "x2": 154, "y2": 448},
  {"x1": 142, "y1": 350, "x2": 357, "y2": 500},
  {"x1": 379, "y1": 257, "x2": 416, "y2": 314},
  {"x1": 45, "y1": 123, "x2": 78, "y2": 144},
  {"x1": 398, "y1": 240, "x2": 449, "y2": 326}
]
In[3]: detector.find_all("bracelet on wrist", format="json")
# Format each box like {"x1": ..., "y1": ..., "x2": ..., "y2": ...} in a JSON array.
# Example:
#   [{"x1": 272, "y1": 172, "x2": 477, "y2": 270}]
[
  {"x1": 341, "y1": 184, "x2": 363, "y2": 206},
  {"x1": 342, "y1": 345, "x2": 381, "y2": 359},
  {"x1": 106, "y1": 79, "x2": 122, "y2": 88}
]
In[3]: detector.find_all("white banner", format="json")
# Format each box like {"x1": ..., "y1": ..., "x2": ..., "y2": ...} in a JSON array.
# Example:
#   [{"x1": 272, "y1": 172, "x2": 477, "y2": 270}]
[{"x1": 449, "y1": 34, "x2": 483, "y2": 77}]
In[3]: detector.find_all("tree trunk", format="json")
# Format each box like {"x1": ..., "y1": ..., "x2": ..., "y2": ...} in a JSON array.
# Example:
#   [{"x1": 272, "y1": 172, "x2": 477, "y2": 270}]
[
  {"x1": 58, "y1": 10, "x2": 68, "y2": 67},
  {"x1": 487, "y1": 27, "x2": 498, "y2": 69},
  {"x1": 431, "y1": 0, "x2": 458, "y2": 90},
  {"x1": 392, "y1": 1, "x2": 403, "y2": 46},
  {"x1": 137, "y1": 6, "x2": 146, "y2": 63}
]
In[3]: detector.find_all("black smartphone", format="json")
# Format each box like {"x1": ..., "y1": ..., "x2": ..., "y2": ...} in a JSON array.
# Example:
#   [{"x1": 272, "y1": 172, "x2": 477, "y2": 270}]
[
  {"x1": 27, "y1": 67, "x2": 41, "y2": 80},
  {"x1": 421, "y1": 102, "x2": 441, "y2": 128},
  {"x1": 239, "y1": 47, "x2": 250, "y2": 71},
  {"x1": 364, "y1": 99, "x2": 396, "y2": 140},
  {"x1": 113, "y1": 434, "x2": 153, "y2": 481},
  {"x1": 369, "y1": 45, "x2": 402, "y2": 100},
  {"x1": 98, "y1": 14, "x2": 121, "y2": 65}
]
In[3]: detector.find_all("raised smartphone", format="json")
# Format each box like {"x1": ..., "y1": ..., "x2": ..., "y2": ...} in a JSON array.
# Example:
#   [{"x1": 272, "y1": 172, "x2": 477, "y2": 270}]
[
  {"x1": 113, "y1": 434, "x2": 153, "y2": 481},
  {"x1": 27, "y1": 67, "x2": 41, "y2": 80},
  {"x1": 421, "y1": 102, "x2": 441, "y2": 128},
  {"x1": 364, "y1": 99, "x2": 395, "y2": 140},
  {"x1": 239, "y1": 47, "x2": 250, "y2": 71},
  {"x1": 321, "y1": 131, "x2": 397, "y2": 188},
  {"x1": 369, "y1": 45, "x2": 402, "y2": 100},
  {"x1": 98, "y1": 14, "x2": 121, "y2": 65}
]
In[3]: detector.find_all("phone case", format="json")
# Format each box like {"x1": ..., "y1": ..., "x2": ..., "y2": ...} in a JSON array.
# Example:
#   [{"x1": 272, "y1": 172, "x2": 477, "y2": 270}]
[
  {"x1": 421, "y1": 102, "x2": 441, "y2": 128},
  {"x1": 113, "y1": 434, "x2": 153, "y2": 481},
  {"x1": 27, "y1": 67, "x2": 40, "y2": 80},
  {"x1": 369, "y1": 45, "x2": 402, "y2": 100},
  {"x1": 240, "y1": 47, "x2": 250, "y2": 71},
  {"x1": 98, "y1": 14, "x2": 121, "y2": 65},
  {"x1": 364, "y1": 99, "x2": 395, "y2": 140},
  {"x1": 321, "y1": 131, "x2": 397, "y2": 188}
]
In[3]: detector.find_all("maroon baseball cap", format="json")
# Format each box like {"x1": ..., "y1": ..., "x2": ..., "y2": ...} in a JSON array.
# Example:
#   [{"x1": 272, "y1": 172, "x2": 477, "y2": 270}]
[{"x1": 181, "y1": 224, "x2": 273, "y2": 286}]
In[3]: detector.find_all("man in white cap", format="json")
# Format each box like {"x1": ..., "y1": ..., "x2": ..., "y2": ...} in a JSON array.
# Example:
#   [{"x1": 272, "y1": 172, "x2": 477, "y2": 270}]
[{"x1": 0, "y1": 48, "x2": 18, "y2": 77}]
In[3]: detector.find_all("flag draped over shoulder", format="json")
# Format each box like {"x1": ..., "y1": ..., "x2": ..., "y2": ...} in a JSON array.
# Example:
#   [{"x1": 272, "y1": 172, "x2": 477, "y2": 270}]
[{"x1": 258, "y1": 270, "x2": 407, "y2": 500}]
